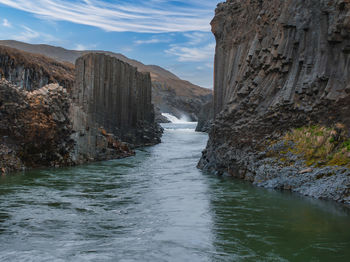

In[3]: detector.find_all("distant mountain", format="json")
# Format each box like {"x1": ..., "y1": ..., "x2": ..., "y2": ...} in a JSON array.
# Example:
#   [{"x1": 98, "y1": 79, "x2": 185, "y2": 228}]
[
  {"x1": 0, "y1": 40, "x2": 212, "y2": 120},
  {"x1": 0, "y1": 45, "x2": 74, "y2": 91}
]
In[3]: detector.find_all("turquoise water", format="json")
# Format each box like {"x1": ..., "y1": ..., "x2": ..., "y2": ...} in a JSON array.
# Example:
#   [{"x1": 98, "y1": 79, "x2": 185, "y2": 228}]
[{"x1": 0, "y1": 123, "x2": 350, "y2": 261}]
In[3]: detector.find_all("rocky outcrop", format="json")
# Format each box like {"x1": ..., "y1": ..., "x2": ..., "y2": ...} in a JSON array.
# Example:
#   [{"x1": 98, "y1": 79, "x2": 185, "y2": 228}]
[
  {"x1": 199, "y1": 0, "x2": 350, "y2": 204},
  {"x1": 0, "y1": 40, "x2": 213, "y2": 120},
  {"x1": 70, "y1": 53, "x2": 162, "y2": 164},
  {"x1": 0, "y1": 52, "x2": 162, "y2": 174},
  {"x1": 0, "y1": 46, "x2": 74, "y2": 91},
  {"x1": 195, "y1": 101, "x2": 213, "y2": 132},
  {"x1": 0, "y1": 80, "x2": 74, "y2": 173}
]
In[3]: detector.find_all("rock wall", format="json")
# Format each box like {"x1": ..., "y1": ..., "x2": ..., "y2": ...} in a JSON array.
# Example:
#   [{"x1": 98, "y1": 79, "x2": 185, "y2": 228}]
[
  {"x1": 0, "y1": 52, "x2": 162, "y2": 173},
  {"x1": 195, "y1": 101, "x2": 213, "y2": 132},
  {"x1": 199, "y1": 0, "x2": 350, "y2": 204},
  {"x1": 70, "y1": 53, "x2": 162, "y2": 163},
  {"x1": 0, "y1": 41, "x2": 213, "y2": 121},
  {"x1": 0, "y1": 46, "x2": 74, "y2": 91},
  {"x1": 0, "y1": 80, "x2": 74, "y2": 173}
]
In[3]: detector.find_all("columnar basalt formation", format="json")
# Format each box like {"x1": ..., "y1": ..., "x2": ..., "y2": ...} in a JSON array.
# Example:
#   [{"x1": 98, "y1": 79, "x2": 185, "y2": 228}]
[
  {"x1": 199, "y1": 0, "x2": 350, "y2": 204},
  {"x1": 0, "y1": 46, "x2": 74, "y2": 91},
  {"x1": 0, "y1": 41, "x2": 213, "y2": 121},
  {"x1": 70, "y1": 53, "x2": 162, "y2": 164},
  {"x1": 195, "y1": 101, "x2": 213, "y2": 132},
  {"x1": 0, "y1": 51, "x2": 162, "y2": 173}
]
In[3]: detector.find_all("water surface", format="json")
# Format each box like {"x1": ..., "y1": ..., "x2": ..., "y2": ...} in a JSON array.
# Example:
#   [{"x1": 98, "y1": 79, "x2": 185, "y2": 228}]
[{"x1": 1, "y1": 123, "x2": 350, "y2": 261}]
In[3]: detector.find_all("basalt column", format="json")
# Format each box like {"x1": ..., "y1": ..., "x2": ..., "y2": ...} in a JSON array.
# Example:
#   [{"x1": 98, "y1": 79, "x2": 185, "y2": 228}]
[
  {"x1": 198, "y1": 0, "x2": 350, "y2": 204},
  {"x1": 71, "y1": 53, "x2": 160, "y2": 163}
]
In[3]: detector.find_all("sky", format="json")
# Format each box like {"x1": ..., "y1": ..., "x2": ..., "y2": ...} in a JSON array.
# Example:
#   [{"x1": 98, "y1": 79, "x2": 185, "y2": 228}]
[{"x1": 0, "y1": 0, "x2": 223, "y2": 89}]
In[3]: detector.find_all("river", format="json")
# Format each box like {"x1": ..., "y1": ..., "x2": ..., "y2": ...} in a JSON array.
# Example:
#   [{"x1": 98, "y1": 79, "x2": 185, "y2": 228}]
[{"x1": 1, "y1": 123, "x2": 350, "y2": 261}]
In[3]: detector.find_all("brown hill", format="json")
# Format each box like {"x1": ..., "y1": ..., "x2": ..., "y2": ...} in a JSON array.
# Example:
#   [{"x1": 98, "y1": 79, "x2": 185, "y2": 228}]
[
  {"x1": 0, "y1": 45, "x2": 74, "y2": 91},
  {"x1": 0, "y1": 40, "x2": 212, "y2": 120}
]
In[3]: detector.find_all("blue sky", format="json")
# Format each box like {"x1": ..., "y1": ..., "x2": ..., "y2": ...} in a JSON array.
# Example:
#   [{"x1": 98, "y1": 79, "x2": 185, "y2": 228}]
[{"x1": 0, "y1": 0, "x2": 222, "y2": 89}]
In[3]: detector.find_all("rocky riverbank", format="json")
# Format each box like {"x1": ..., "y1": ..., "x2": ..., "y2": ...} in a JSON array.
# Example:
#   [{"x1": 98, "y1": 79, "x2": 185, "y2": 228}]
[{"x1": 199, "y1": 0, "x2": 350, "y2": 204}]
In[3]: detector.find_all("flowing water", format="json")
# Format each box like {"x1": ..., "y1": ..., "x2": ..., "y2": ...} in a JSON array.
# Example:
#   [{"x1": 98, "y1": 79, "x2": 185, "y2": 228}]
[{"x1": 1, "y1": 123, "x2": 350, "y2": 261}]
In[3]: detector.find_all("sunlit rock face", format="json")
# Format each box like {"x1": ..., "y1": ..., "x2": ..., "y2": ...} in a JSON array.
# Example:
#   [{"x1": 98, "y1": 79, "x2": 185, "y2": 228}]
[
  {"x1": 70, "y1": 53, "x2": 162, "y2": 164},
  {"x1": 199, "y1": 0, "x2": 350, "y2": 204}
]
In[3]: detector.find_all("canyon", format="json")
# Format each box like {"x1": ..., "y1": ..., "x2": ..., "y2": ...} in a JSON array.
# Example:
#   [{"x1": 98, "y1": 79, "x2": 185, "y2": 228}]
[
  {"x1": 0, "y1": 50, "x2": 161, "y2": 173},
  {"x1": 2, "y1": 1, "x2": 350, "y2": 260},
  {"x1": 0, "y1": 40, "x2": 212, "y2": 122},
  {"x1": 199, "y1": 0, "x2": 350, "y2": 204}
]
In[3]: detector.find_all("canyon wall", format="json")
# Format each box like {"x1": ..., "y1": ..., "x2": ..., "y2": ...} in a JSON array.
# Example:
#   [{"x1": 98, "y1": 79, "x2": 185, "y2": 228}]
[
  {"x1": 195, "y1": 101, "x2": 213, "y2": 132},
  {"x1": 70, "y1": 53, "x2": 162, "y2": 163},
  {"x1": 0, "y1": 46, "x2": 74, "y2": 91},
  {"x1": 0, "y1": 51, "x2": 162, "y2": 173},
  {"x1": 0, "y1": 80, "x2": 74, "y2": 173},
  {"x1": 0, "y1": 41, "x2": 213, "y2": 121},
  {"x1": 199, "y1": 0, "x2": 350, "y2": 204}
]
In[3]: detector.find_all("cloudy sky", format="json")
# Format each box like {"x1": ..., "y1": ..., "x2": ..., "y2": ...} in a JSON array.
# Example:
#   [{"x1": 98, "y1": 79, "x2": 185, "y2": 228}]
[{"x1": 0, "y1": 0, "x2": 222, "y2": 89}]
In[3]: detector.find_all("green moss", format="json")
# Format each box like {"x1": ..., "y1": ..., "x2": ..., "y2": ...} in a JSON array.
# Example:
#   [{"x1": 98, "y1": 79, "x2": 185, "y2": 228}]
[
  {"x1": 342, "y1": 140, "x2": 350, "y2": 151},
  {"x1": 275, "y1": 124, "x2": 350, "y2": 168}
]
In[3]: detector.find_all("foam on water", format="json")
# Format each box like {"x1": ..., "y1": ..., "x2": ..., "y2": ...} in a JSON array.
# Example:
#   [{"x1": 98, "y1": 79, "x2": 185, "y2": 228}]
[{"x1": 161, "y1": 113, "x2": 196, "y2": 124}]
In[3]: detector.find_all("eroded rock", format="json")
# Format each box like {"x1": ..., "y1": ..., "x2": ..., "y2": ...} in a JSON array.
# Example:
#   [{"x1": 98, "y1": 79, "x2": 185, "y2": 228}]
[
  {"x1": 199, "y1": 0, "x2": 350, "y2": 204},
  {"x1": 70, "y1": 53, "x2": 162, "y2": 164}
]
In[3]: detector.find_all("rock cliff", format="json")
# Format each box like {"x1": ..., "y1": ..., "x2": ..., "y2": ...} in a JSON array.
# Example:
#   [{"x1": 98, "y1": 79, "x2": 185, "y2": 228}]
[
  {"x1": 0, "y1": 80, "x2": 74, "y2": 173},
  {"x1": 0, "y1": 46, "x2": 74, "y2": 91},
  {"x1": 70, "y1": 53, "x2": 162, "y2": 164},
  {"x1": 195, "y1": 101, "x2": 213, "y2": 132},
  {"x1": 0, "y1": 40, "x2": 212, "y2": 121},
  {"x1": 199, "y1": 0, "x2": 350, "y2": 204},
  {"x1": 0, "y1": 52, "x2": 161, "y2": 174}
]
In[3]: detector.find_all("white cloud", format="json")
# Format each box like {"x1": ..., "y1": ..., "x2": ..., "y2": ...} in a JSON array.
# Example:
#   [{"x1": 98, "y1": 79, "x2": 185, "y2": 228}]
[
  {"x1": 166, "y1": 43, "x2": 215, "y2": 62},
  {"x1": 14, "y1": 26, "x2": 40, "y2": 42},
  {"x1": 121, "y1": 46, "x2": 133, "y2": 53},
  {"x1": 2, "y1": 18, "x2": 11, "y2": 27},
  {"x1": 75, "y1": 44, "x2": 87, "y2": 51},
  {"x1": 0, "y1": 0, "x2": 221, "y2": 33},
  {"x1": 10, "y1": 25, "x2": 57, "y2": 43},
  {"x1": 74, "y1": 43, "x2": 97, "y2": 50},
  {"x1": 183, "y1": 32, "x2": 211, "y2": 46},
  {"x1": 134, "y1": 37, "x2": 170, "y2": 45},
  {"x1": 165, "y1": 32, "x2": 216, "y2": 63}
]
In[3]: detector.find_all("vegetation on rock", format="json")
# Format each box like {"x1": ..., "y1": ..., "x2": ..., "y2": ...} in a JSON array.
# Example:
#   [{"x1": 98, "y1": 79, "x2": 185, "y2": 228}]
[{"x1": 269, "y1": 125, "x2": 350, "y2": 168}]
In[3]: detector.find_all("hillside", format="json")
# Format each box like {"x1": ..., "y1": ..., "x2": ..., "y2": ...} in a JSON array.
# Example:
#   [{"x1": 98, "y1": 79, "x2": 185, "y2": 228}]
[
  {"x1": 0, "y1": 40, "x2": 212, "y2": 120},
  {"x1": 0, "y1": 45, "x2": 74, "y2": 91}
]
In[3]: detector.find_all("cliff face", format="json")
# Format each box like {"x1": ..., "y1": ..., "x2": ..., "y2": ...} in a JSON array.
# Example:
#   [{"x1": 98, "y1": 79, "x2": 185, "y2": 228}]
[
  {"x1": 0, "y1": 46, "x2": 74, "y2": 91},
  {"x1": 0, "y1": 41, "x2": 212, "y2": 121},
  {"x1": 195, "y1": 101, "x2": 213, "y2": 132},
  {"x1": 199, "y1": 0, "x2": 350, "y2": 204},
  {"x1": 0, "y1": 52, "x2": 162, "y2": 173},
  {"x1": 0, "y1": 80, "x2": 74, "y2": 173},
  {"x1": 70, "y1": 53, "x2": 162, "y2": 164}
]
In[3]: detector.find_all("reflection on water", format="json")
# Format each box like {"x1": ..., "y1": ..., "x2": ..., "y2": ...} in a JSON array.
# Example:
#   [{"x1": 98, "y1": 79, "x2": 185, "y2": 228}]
[{"x1": 0, "y1": 123, "x2": 350, "y2": 261}]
